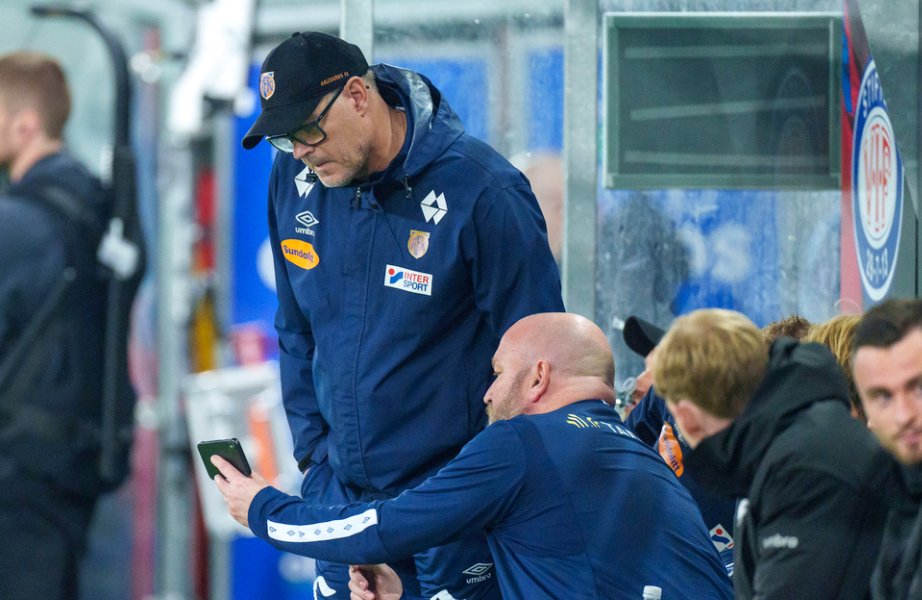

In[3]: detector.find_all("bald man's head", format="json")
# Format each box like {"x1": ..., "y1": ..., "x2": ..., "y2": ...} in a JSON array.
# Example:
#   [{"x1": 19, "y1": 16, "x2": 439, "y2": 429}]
[
  {"x1": 508, "y1": 313, "x2": 615, "y2": 383},
  {"x1": 484, "y1": 313, "x2": 616, "y2": 423}
]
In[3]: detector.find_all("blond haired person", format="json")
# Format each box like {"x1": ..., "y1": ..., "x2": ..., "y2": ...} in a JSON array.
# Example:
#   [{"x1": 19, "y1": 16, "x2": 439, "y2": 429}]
[
  {"x1": 655, "y1": 309, "x2": 893, "y2": 600},
  {"x1": 803, "y1": 314, "x2": 865, "y2": 421}
]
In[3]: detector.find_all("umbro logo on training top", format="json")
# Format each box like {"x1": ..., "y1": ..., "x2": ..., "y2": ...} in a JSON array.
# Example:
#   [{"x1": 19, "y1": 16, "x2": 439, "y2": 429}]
[
  {"x1": 462, "y1": 562, "x2": 493, "y2": 585},
  {"x1": 462, "y1": 563, "x2": 493, "y2": 576},
  {"x1": 295, "y1": 210, "x2": 319, "y2": 236},
  {"x1": 296, "y1": 211, "x2": 318, "y2": 228}
]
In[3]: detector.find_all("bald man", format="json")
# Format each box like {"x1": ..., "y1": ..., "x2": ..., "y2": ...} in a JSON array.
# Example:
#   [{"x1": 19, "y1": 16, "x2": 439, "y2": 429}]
[{"x1": 213, "y1": 313, "x2": 732, "y2": 600}]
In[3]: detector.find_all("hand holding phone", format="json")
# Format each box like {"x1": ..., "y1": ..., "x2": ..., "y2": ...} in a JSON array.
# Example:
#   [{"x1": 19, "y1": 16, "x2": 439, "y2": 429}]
[
  {"x1": 197, "y1": 438, "x2": 252, "y2": 480},
  {"x1": 200, "y1": 438, "x2": 270, "y2": 529}
]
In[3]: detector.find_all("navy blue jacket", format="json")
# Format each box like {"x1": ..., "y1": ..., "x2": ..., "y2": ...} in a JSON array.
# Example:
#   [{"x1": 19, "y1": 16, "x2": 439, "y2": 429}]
[
  {"x1": 249, "y1": 400, "x2": 734, "y2": 600},
  {"x1": 268, "y1": 63, "x2": 564, "y2": 495},
  {"x1": 0, "y1": 152, "x2": 109, "y2": 497}
]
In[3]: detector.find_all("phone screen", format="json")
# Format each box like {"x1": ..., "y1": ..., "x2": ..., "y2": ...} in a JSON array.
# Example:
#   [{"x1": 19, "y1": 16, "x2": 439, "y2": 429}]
[{"x1": 197, "y1": 438, "x2": 253, "y2": 479}]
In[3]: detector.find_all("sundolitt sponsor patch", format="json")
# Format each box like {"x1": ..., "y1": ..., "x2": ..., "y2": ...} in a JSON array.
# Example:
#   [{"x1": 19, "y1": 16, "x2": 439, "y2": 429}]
[{"x1": 281, "y1": 239, "x2": 320, "y2": 270}]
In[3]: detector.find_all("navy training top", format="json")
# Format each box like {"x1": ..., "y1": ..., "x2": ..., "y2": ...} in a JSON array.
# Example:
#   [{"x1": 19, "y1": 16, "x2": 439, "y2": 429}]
[{"x1": 250, "y1": 400, "x2": 733, "y2": 600}]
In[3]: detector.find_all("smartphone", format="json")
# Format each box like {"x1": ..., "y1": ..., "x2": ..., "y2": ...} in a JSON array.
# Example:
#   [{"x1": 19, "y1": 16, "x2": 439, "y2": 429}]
[{"x1": 197, "y1": 438, "x2": 252, "y2": 479}]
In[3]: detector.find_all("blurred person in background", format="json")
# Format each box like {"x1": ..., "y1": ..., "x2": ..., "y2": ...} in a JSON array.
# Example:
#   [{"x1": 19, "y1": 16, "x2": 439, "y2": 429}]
[
  {"x1": 240, "y1": 31, "x2": 563, "y2": 600},
  {"x1": 803, "y1": 314, "x2": 865, "y2": 422},
  {"x1": 213, "y1": 313, "x2": 733, "y2": 600},
  {"x1": 760, "y1": 313, "x2": 812, "y2": 347},
  {"x1": 852, "y1": 299, "x2": 922, "y2": 600},
  {"x1": 618, "y1": 315, "x2": 662, "y2": 417},
  {"x1": 0, "y1": 52, "x2": 116, "y2": 600},
  {"x1": 510, "y1": 151, "x2": 562, "y2": 264},
  {"x1": 656, "y1": 308, "x2": 892, "y2": 600}
]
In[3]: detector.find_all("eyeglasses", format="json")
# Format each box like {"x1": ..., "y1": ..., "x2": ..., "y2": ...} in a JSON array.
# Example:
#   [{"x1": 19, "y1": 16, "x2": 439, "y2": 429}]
[{"x1": 267, "y1": 85, "x2": 344, "y2": 153}]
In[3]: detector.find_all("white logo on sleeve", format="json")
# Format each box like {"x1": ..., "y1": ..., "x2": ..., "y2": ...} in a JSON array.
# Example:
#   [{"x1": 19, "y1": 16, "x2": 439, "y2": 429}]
[
  {"x1": 420, "y1": 190, "x2": 448, "y2": 224},
  {"x1": 295, "y1": 165, "x2": 315, "y2": 198},
  {"x1": 762, "y1": 534, "x2": 799, "y2": 550}
]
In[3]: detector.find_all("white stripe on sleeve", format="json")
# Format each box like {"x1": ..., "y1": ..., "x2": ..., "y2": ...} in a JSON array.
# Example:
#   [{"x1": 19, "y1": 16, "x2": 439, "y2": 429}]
[{"x1": 267, "y1": 508, "x2": 379, "y2": 543}]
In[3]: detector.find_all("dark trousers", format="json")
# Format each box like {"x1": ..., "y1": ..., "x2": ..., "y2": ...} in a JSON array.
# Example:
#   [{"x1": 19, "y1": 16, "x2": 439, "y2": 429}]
[{"x1": 0, "y1": 465, "x2": 97, "y2": 600}]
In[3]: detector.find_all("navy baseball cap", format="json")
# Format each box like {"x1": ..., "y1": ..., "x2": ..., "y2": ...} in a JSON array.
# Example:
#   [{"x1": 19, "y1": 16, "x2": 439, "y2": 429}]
[
  {"x1": 623, "y1": 316, "x2": 666, "y2": 358},
  {"x1": 242, "y1": 31, "x2": 369, "y2": 150}
]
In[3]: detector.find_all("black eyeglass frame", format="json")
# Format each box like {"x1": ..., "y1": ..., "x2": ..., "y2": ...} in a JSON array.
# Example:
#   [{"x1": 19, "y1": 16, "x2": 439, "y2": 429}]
[{"x1": 267, "y1": 85, "x2": 345, "y2": 152}]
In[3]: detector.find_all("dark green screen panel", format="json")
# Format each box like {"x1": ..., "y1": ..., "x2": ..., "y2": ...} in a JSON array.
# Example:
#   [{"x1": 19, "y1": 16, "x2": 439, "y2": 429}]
[{"x1": 603, "y1": 13, "x2": 842, "y2": 190}]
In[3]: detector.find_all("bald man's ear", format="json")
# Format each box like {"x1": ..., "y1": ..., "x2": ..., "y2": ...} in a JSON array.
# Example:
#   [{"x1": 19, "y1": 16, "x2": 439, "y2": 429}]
[{"x1": 526, "y1": 361, "x2": 550, "y2": 405}]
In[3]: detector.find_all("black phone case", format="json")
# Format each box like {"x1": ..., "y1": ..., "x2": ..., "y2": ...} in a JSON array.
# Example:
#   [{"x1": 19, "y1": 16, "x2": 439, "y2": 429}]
[{"x1": 197, "y1": 438, "x2": 252, "y2": 479}]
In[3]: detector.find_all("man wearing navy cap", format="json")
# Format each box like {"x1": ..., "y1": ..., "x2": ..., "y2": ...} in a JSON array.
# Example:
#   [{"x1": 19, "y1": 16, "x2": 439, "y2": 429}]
[
  {"x1": 620, "y1": 315, "x2": 665, "y2": 415},
  {"x1": 241, "y1": 32, "x2": 563, "y2": 599}
]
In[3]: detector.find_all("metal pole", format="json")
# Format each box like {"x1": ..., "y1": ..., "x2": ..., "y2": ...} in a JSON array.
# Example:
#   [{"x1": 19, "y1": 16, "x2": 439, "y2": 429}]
[
  {"x1": 341, "y1": 0, "x2": 374, "y2": 61},
  {"x1": 562, "y1": 0, "x2": 598, "y2": 319},
  {"x1": 156, "y1": 137, "x2": 196, "y2": 600}
]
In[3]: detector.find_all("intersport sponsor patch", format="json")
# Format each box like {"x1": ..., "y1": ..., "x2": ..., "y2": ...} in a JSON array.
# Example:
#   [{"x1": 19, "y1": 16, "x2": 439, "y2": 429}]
[{"x1": 384, "y1": 264, "x2": 432, "y2": 296}]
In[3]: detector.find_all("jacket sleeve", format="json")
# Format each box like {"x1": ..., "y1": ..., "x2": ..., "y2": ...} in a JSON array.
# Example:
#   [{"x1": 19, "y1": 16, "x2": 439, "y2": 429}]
[
  {"x1": 468, "y1": 183, "x2": 564, "y2": 337},
  {"x1": 268, "y1": 164, "x2": 328, "y2": 469},
  {"x1": 0, "y1": 199, "x2": 63, "y2": 353},
  {"x1": 750, "y1": 468, "x2": 872, "y2": 600},
  {"x1": 624, "y1": 388, "x2": 668, "y2": 447},
  {"x1": 248, "y1": 421, "x2": 526, "y2": 564}
]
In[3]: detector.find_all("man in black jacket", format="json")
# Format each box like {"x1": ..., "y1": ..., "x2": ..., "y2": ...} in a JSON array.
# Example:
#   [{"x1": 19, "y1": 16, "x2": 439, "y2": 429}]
[
  {"x1": 0, "y1": 52, "x2": 115, "y2": 600},
  {"x1": 853, "y1": 299, "x2": 922, "y2": 600},
  {"x1": 655, "y1": 308, "x2": 893, "y2": 600}
]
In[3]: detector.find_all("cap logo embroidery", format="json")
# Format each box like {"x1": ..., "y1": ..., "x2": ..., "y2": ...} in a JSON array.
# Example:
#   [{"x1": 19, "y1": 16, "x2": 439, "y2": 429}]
[
  {"x1": 320, "y1": 72, "x2": 348, "y2": 86},
  {"x1": 408, "y1": 230, "x2": 429, "y2": 259},
  {"x1": 260, "y1": 72, "x2": 276, "y2": 100}
]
